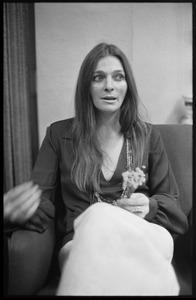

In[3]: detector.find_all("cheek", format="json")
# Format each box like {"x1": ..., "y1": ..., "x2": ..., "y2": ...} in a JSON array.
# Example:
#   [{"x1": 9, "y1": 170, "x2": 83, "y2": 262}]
[
  {"x1": 119, "y1": 83, "x2": 128, "y2": 98},
  {"x1": 90, "y1": 86, "x2": 100, "y2": 102}
]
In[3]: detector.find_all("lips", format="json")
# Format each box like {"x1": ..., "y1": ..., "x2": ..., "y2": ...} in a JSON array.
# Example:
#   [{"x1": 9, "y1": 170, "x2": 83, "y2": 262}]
[{"x1": 101, "y1": 96, "x2": 117, "y2": 100}]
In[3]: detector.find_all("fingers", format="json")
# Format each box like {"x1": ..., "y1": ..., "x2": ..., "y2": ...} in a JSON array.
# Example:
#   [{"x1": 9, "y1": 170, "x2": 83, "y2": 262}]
[
  {"x1": 4, "y1": 181, "x2": 34, "y2": 202},
  {"x1": 4, "y1": 183, "x2": 40, "y2": 210},
  {"x1": 116, "y1": 193, "x2": 149, "y2": 218},
  {"x1": 9, "y1": 193, "x2": 41, "y2": 223},
  {"x1": 12, "y1": 184, "x2": 41, "y2": 209},
  {"x1": 4, "y1": 181, "x2": 42, "y2": 223},
  {"x1": 24, "y1": 199, "x2": 40, "y2": 221},
  {"x1": 13, "y1": 187, "x2": 42, "y2": 217},
  {"x1": 117, "y1": 193, "x2": 149, "y2": 206}
]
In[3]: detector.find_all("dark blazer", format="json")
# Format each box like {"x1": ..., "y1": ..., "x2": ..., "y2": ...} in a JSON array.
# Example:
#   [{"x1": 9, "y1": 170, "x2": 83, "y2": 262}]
[{"x1": 25, "y1": 118, "x2": 188, "y2": 249}]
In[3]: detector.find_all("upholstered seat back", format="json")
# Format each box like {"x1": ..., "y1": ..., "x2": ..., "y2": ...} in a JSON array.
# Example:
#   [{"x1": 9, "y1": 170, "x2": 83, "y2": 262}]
[{"x1": 155, "y1": 124, "x2": 192, "y2": 217}]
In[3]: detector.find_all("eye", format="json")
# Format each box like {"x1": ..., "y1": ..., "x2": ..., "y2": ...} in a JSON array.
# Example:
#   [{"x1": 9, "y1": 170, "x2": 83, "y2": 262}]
[
  {"x1": 92, "y1": 74, "x2": 104, "y2": 82},
  {"x1": 114, "y1": 73, "x2": 125, "y2": 81}
]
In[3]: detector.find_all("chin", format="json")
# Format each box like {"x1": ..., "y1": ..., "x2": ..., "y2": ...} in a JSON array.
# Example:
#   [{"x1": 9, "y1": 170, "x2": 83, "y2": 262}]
[{"x1": 97, "y1": 107, "x2": 121, "y2": 115}]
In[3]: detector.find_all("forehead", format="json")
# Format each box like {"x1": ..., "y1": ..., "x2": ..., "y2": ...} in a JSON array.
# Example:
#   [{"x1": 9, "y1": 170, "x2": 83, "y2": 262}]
[{"x1": 94, "y1": 55, "x2": 124, "y2": 72}]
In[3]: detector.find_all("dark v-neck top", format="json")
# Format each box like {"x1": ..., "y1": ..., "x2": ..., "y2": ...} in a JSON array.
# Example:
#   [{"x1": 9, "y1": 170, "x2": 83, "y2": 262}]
[{"x1": 100, "y1": 139, "x2": 126, "y2": 201}]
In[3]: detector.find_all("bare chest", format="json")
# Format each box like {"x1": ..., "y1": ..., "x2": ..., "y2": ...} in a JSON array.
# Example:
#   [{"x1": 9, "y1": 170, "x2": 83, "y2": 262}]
[{"x1": 101, "y1": 137, "x2": 124, "y2": 181}]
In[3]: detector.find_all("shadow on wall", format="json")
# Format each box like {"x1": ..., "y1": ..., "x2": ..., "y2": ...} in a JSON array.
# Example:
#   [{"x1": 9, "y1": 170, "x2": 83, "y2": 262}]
[{"x1": 166, "y1": 95, "x2": 193, "y2": 125}]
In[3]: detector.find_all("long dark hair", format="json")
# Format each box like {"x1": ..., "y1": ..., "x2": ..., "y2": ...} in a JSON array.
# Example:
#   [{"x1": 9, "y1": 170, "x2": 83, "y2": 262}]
[{"x1": 70, "y1": 43, "x2": 150, "y2": 192}]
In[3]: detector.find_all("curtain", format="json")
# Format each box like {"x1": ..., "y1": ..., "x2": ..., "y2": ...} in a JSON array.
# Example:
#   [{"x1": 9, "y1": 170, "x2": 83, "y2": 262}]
[{"x1": 4, "y1": 3, "x2": 39, "y2": 193}]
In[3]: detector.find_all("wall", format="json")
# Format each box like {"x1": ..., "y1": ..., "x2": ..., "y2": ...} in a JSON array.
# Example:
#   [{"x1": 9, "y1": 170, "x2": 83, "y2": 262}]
[
  {"x1": 131, "y1": 3, "x2": 192, "y2": 124},
  {"x1": 34, "y1": 3, "x2": 192, "y2": 145}
]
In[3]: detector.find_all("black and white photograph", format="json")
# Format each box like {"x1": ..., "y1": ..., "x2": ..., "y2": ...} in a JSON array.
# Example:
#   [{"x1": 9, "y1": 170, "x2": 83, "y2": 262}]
[{"x1": 4, "y1": 2, "x2": 193, "y2": 297}]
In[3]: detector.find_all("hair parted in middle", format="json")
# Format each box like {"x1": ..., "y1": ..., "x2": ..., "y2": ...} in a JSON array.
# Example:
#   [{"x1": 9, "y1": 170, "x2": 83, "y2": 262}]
[{"x1": 70, "y1": 43, "x2": 150, "y2": 192}]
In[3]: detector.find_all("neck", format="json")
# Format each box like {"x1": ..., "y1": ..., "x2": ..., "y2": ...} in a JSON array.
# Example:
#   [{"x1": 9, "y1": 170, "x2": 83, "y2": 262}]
[{"x1": 95, "y1": 111, "x2": 122, "y2": 141}]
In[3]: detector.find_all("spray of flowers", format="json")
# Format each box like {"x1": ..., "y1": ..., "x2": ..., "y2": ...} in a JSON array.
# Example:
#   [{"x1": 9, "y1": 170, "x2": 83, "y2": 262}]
[{"x1": 122, "y1": 166, "x2": 146, "y2": 198}]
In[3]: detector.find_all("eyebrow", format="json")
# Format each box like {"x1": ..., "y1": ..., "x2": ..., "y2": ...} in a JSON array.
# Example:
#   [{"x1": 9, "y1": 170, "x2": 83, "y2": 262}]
[{"x1": 93, "y1": 69, "x2": 125, "y2": 74}]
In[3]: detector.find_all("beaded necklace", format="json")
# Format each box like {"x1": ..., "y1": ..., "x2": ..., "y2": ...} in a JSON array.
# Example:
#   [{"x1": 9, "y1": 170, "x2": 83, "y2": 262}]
[{"x1": 92, "y1": 138, "x2": 133, "y2": 205}]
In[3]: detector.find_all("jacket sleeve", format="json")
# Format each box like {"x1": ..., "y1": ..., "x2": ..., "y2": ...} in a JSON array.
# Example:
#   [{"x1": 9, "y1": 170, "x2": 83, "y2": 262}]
[
  {"x1": 144, "y1": 127, "x2": 188, "y2": 235},
  {"x1": 23, "y1": 125, "x2": 59, "y2": 233}
]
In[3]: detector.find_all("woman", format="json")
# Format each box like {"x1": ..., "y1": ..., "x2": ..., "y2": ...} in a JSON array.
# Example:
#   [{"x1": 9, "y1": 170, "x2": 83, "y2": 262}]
[{"x1": 26, "y1": 43, "x2": 187, "y2": 295}]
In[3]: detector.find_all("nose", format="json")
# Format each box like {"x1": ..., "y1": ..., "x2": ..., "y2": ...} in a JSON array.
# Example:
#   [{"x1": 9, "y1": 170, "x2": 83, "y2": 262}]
[{"x1": 104, "y1": 77, "x2": 114, "y2": 92}]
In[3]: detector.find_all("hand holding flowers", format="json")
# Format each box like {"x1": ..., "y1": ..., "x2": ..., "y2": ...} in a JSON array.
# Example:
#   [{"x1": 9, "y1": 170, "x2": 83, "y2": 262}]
[{"x1": 115, "y1": 166, "x2": 149, "y2": 218}]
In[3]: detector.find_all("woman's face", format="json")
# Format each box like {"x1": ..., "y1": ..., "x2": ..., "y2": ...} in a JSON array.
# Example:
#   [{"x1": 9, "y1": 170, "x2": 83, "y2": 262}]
[{"x1": 90, "y1": 55, "x2": 127, "y2": 114}]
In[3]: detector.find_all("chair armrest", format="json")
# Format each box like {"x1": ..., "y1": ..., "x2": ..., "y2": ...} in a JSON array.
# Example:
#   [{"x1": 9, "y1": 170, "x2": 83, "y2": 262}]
[{"x1": 8, "y1": 221, "x2": 55, "y2": 295}]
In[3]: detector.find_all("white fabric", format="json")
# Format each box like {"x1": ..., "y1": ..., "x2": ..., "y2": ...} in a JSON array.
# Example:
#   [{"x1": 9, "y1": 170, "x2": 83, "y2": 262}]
[{"x1": 57, "y1": 202, "x2": 179, "y2": 296}]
